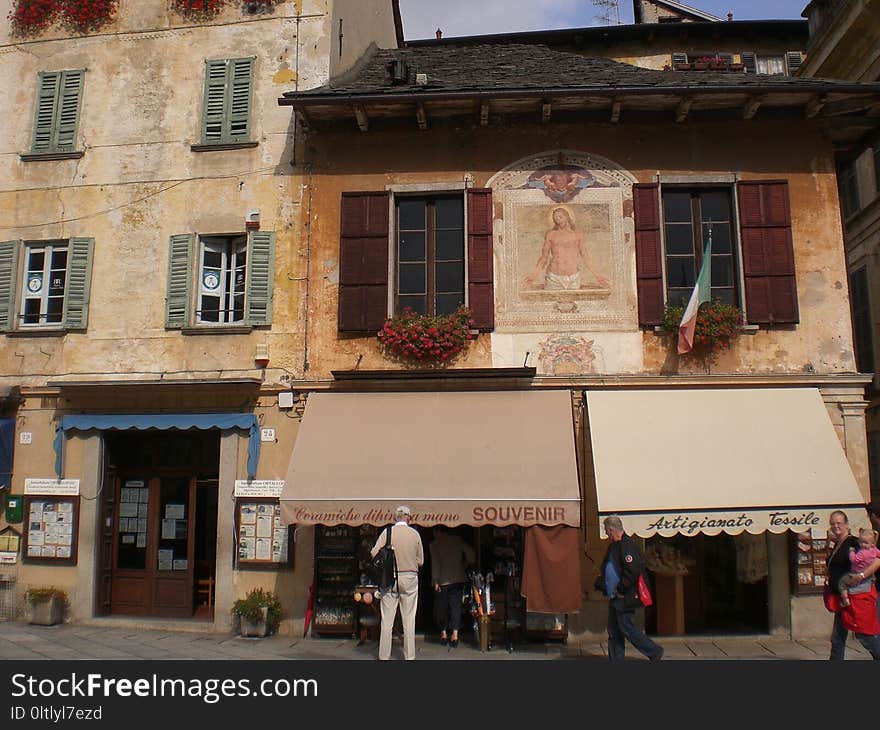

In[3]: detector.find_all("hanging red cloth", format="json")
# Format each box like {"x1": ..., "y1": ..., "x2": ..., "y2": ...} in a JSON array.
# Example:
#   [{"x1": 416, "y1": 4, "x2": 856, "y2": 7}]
[{"x1": 521, "y1": 525, "x2": 582, "y2": 613}]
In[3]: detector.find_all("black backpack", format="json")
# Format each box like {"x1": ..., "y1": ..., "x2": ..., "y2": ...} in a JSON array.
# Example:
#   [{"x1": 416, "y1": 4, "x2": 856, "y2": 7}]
[{"x1": 369, "y1": 525, "x2": 398, "y2": 592}]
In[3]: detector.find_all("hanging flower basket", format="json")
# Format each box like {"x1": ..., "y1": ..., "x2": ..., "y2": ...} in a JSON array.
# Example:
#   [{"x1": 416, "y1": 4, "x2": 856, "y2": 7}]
[
  {"x1": 377, "y1": 306, "x2": 476, "y2": 365},
  {"x1": 661, "y1": 299, "x2": 744, "y2": 356},
  {"x1": 59, "y1": 0, "x2": 118, "y2": 33},
  {"x1": 8, "y1": 0, "x2": 60, "y2": 36}
]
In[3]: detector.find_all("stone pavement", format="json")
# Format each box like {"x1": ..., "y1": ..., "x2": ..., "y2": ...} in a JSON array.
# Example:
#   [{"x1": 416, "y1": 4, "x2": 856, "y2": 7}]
[{"x1": 0, "y1": 620, "x2": 875, "y2": 660}]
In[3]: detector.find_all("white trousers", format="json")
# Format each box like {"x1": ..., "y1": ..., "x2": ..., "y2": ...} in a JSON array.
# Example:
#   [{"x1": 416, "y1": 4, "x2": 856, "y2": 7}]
[{"x1": 379, "y1": 572, "x2": 419, "y2": 660}]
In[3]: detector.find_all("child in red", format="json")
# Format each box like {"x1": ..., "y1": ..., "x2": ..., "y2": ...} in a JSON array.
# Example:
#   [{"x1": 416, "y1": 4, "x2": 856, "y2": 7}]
[{"x1": 839, "y1": 528, "x2": 880, "y2": 607}]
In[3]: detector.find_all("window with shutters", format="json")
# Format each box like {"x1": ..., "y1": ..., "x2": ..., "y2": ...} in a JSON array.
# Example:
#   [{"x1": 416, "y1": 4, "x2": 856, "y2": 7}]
[
  {"x1": 741, "y1": 51, "x2": 802, "y2": 75},
  {"x1": 395, "y1": 196, "x2": 465, "y2": 316},
  {"x1": 0, "y1": 238, "x2": 94, "y2": 332},
  {"x1": 338, "y1": 188, "x2": 494, "y2": 333},
  {"x1": 634, "y1": 180, "x2": 798, "y2": 327},
  {"x1": 195, "y1": 58, "x2": 256, "y2": 150},
  {"x1": 662, "y1": 188, "x2": 739, "y2": 308},
  {"x1": 850, "y1": 267, "x2": 874, "y2": 374},
  {"x1": 165, "y1": 230, "x2": 275, "y2": 330},
  {"x1": 22, "y1": 70, "x2": 85, "y2": 160}
]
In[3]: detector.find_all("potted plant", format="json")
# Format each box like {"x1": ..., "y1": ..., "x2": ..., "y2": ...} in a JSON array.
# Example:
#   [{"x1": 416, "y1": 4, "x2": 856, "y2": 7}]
[
  {"x1": 231, "y1": 588, "x2": 282, "y2": 637},
  {"x1": 661, "y1": 299, "x2": 744, "y2": 357},
  {"x1": 25, "y1": 587, "x2": 68, "y2": 626},
  {"x1": 377, "y1": 306, "x2": 476, "y2": 365}
]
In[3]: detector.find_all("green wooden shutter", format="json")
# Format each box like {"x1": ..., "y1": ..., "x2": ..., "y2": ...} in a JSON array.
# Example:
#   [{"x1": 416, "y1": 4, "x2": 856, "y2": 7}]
[
  {"x1": 202, "y1": 60, "x2": 229, "y2": 144},
  {"x1": 54, "y1": 70, "x2": 85, "y2": 151},
  {"x1": 166, "y1": 234, "x2": 194, "y2": 329},
  {"x1": 63, "y1": 236, "x2": 94, "y2": 329},
  {"x1": 227, "y1": 58, "x2": 254, "y2": 141},
  {"x1": 0, "y1": 241, "x2": 20, "y2": 332},
  {"x1": 245, "y1": 230, "x2": 275, "y2": 326},
  {"x1": 31, "y1": 72, "x2": 61, "y2": 153}
]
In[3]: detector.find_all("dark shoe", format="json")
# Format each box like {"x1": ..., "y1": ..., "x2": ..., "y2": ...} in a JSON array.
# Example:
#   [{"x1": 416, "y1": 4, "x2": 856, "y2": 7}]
[
  {"x1": 650, "y1": 647, "x2": 664, "y2": 661},
  {"x1": 450, "y1": 638, "x2": 459, "y2": 648},
  {"x1": 440, "y1": 636, "x2": 448, "y2": 646}
]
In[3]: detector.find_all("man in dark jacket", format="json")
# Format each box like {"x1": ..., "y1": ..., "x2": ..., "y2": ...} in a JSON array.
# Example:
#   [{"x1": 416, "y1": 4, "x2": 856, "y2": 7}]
[{"x1": 597, "y1": 515, "x2": 663, "y2": 662}]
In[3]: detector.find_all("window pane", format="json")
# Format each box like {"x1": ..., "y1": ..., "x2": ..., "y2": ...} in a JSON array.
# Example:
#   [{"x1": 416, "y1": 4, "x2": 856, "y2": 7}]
[
  {"x1": 200, "y1": 295, "x2": 220, "y2": 322},
  {"x1": 397, "y1": 295, "x2": 426, "y2": 315},
  {"x1": 203, "y1": 250, "x2": 223, "y2": 269},
  {"x1": 436, "y1": 293, "x2": 464, "y2": 316},
  {"x1": 699, "y1": 191, "x2": 730, "y2": 222},
  {"x1": 49, "y1": 271, "x2": 65, "y2": 296},
  {"x1": 757, "y1": 56, "x2": 785, "y2": 74},
  {"x1": 436, "y1": 229, "x2": 464, "y2": 261},
  {"x1": 23, "y1": 298, "x2": 41, "y2": 324},
  {"x1": 46, "y1": 296, "x2": 63, "y2": 323},
  {"x1": 51, "y1": 249, "x2": 68, "y2": 270},
  {"x1": 435, "y1": 261, "x2": 464, "y2": 293},
  {"x1": 704, "y1": 223, "x2": 731, "y2": 254},
  {"x1": 435, "y1": 198, "x2": 463, "y2": 229},
  {"x1": 398, "y1": 263, "x2": 425, "y2": 295},
  {"x1": 712, "y1": 287, "x2": 735, "y2": 305},
  {"x1": 667, "y1": 288, "x2": 691, "y2": 308},
  {"x1": 664, "y1": 224, "x2": 693, "y2": 255},
  {"x1": 28, "y1": 250, "x2": 45, "y2": 272},
  {"x1": 666, "y1": 256, "x2": 696, "y2": 288},
  {"x1": 232, "y1": 295, "x2": 244, "y2": 322},
  {"x1": 398, "y1": 199, "x2": 425, "y2": 231},
  {"x1": 711, "y1": 256, "x2": 734, "y2": 287},
  {"x1": 663, "y1": 192, "x2": 692, "y2": 222},
  {"x1": 399, "y1": 232, "x2": 425, "y2": 262}
]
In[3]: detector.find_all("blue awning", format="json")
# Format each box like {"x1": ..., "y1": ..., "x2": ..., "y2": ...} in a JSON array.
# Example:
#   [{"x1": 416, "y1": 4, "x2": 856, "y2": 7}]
[
  {"x1": 0, "y1": 418, "x2": 14, "y2": 489},
  {"x1": 54, "y1": 413, "x2": 260, "y2": 478}
]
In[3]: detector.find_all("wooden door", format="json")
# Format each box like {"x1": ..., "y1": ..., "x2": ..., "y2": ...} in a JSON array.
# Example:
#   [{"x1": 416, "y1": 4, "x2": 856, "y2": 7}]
[
  {"x1": 109, "y1": 475, "x2": 196, "y2": 618},
  {"x1": 95, "y1": 465, "x2": 117, "y2": 616}
]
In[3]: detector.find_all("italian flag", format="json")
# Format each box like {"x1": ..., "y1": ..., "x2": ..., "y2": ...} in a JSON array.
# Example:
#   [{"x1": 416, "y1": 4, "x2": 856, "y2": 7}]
[{"x1": 677, "y1": 233, "x2": 713, "y2": 355}]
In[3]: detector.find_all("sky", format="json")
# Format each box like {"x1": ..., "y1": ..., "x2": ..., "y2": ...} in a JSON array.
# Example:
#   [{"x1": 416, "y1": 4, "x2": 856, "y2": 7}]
[{"x1": 398, "y1": 0, "x2": 809, "y2": 40}]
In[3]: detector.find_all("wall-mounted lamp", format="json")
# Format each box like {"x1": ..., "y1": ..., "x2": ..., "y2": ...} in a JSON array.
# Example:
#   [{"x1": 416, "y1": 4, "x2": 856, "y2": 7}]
[{"x1": 254, "y1": 343, "x2": 269, "y2": 368}]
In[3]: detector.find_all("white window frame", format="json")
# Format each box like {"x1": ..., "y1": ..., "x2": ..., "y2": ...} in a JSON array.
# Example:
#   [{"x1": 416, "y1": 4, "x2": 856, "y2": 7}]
[
  {"x1": 196, "y1": 234, "x2": 247, "y2": 325},
  {"x1": 20, "y1": 240, "x2": 68, "y2": 328}
]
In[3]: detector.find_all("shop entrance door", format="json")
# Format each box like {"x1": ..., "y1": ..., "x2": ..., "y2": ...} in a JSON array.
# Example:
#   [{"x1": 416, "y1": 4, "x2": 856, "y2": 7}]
[{"x1": 110, "y1": 475, "x2": 196, "y2": 618}]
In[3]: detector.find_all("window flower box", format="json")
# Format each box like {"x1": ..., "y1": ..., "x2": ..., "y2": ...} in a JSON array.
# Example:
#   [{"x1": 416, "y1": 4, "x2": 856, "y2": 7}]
[
  {"x1": 661, "y1": 299, "x2": 745, "y2": 356},
  {"x1": 377, "y1": 306, "x2": 476, "y2": 365}
]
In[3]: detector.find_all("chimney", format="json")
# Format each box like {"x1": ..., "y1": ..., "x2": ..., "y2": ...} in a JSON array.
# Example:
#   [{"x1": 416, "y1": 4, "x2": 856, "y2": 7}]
[
  {"x1": 727, "y1": 12, "x2": 733, "y2": 20},
  {"x1": 436, "y1": 28, "x2": 442, "y2": 39}
]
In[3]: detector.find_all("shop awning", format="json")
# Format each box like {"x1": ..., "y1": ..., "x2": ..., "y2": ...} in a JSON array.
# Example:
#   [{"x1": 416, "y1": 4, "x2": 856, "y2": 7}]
[
  {"x1": 587, "y1": 388, "x2": 867, "y2": 538},
  {"x1": 280, "y1": 391, "x2": 581, "y2": 527},
  {"x1": 54, "y1": 413, "x2": 260, "y2": 478}
]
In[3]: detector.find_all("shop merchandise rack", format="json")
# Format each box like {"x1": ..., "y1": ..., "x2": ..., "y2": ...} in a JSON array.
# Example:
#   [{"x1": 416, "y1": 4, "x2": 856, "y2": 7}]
[{"x1": 313, "y1": 525, "x2": 377, "y2": 636}]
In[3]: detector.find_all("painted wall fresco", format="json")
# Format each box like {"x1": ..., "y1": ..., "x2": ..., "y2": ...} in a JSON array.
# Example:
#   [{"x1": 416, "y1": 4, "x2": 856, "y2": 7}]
[{"x1": 489, "y1": 151, "x2": 638, "y2": 335}]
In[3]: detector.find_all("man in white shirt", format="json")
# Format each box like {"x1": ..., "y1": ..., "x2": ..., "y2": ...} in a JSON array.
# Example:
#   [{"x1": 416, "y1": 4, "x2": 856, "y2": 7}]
[{"x1": 371, "y1": 505, "x2": 424, "y2": 660}]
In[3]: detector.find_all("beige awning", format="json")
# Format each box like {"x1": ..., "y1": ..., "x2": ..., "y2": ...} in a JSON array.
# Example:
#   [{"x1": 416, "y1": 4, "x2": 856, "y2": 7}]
[
  {"x1": 587, "y1": 388, "x2": 868, "y2": 538},
  {"x1": 281, "y1": 390, "x2": 581, "y2": 527}
]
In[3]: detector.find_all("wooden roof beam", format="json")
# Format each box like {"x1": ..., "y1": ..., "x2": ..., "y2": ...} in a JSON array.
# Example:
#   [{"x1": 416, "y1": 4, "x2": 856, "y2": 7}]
[
  {"x1": 542, "y1": 100, "x2": 552, "y2": 124},
  {"x1": 741, "y1": 95, "x2": 763, "y2": 120},
  {"x1": 805, "y1": 94, "x2": 827, "y2": 119},
  {"x1": 675, "y1": 96, "x2": 692, "y2": 123},
  {"x1": 480, "y1": 99, "x2": 490, "y2": 126},
  {"x1": 354, "y1": 105, "x2": 369, "y2": 132},
  {"x1": 416, "y1": 102, "x2": 428, "y2": 130},
  {"x1": 610, "y1": 98, "x2": 621, "y2": 124}
]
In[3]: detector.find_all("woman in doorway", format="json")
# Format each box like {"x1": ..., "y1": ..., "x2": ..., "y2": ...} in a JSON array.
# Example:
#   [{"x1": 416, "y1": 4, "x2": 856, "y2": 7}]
[{"x1": 826, "y1": 510, "x2": 880, "y2": 660}]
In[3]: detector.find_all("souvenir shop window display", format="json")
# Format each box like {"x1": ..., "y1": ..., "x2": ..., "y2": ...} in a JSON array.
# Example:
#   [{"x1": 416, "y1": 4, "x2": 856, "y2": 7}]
[
  {"x1": 312, "y1": 525, "x2": 376, "y2": 635},
  {"x1": 22, "y1": 496, "x2": 79, "y2": 566},
  {"x1": 645, "y1": 535, "x2": 695, "y2": 636},
  {"x1": 235, "y1": 498, "x2": 292, "y2": 569},
  {"x1": 791, "y1": 530, "x2": 828, "y2": 595}
]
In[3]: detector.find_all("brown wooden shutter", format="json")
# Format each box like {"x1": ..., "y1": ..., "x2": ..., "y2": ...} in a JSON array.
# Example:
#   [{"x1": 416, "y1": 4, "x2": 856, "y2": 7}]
[
  {"x1": 467, "y1": 188, "x2": 494, "y2": 331},
  {"x1": 338, "y1": 191, "x2": 390, "y2": 333},
  {"x1": 737, "y1": 180, "x2": 798, "y2": 325},
  {"x1": 633, "y1": 183, "x2": 664, "y2": 327}
]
